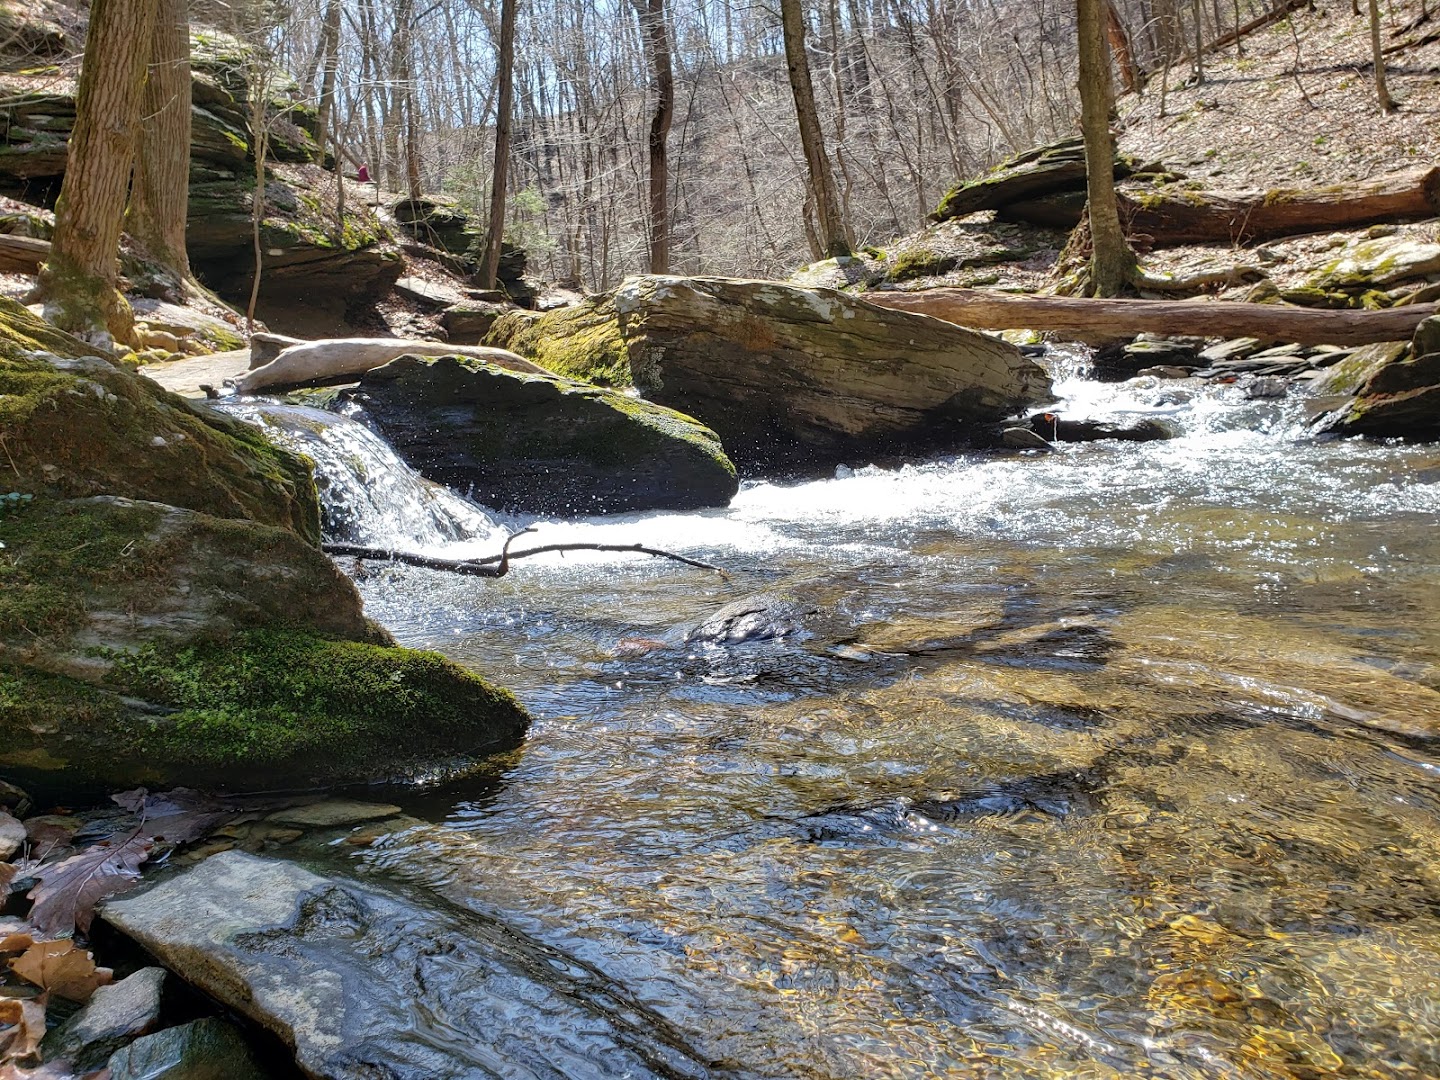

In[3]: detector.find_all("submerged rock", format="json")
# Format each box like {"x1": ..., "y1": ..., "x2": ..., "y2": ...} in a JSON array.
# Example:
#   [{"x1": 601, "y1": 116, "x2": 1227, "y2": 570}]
[
  {"x1": 488, "y1": 275, "x2": 1051, "y2": 467},
  {"x1": 103, "y1": 851, "x2": 718, "y2": 1079},
  {"x1": 685, "y1": 593, "x2": 819, "y2": 645},
  {"x1": 106, "y1": 1018, "x2": 268, "y2": 1080},
  {"x1": 347, "y1": 353, "x2": 739, "y2": 513}
]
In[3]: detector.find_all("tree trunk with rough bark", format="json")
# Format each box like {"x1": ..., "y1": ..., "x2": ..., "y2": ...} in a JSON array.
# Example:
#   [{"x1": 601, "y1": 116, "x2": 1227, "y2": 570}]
[
  {"x1": 1076, "y1": 0, "x2": 1136, "y2": 295},
  {"x1": 634, "y1": 0, "x2": 673, "y2": 274},
  {"x1": 127, "y1": 0, "x2": 191, "y2": 283},
  {"x1": 780, "y1": 0, "x2": 850, "y2": 259},
  {"x1": 865, "y1": 289, "x2": 1439, "y2": 347},
  {"x1": 1106, "y1": 0, "x2": 1142, "y2": 94},
  {"x1": 479, "y1": 0, "x2": 517, "y2": 290},
  {"x1": 36, "y1": 0, "x2": 158, "y2": 345},
  {"x1": 1368, "y1": 0, "x2": 1397, "y2": 112}
]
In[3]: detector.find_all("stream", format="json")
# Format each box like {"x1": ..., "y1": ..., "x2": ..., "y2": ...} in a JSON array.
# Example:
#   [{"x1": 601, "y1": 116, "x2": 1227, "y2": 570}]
[{"x1": 225, "y1": 349, "x2": 1440, "y2": 1079}]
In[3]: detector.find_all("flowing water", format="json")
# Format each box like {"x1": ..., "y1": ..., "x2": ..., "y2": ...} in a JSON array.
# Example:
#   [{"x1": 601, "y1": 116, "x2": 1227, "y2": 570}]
[{"x1": 227, "y1": 354, "x2": 1440, "y2": 1079}]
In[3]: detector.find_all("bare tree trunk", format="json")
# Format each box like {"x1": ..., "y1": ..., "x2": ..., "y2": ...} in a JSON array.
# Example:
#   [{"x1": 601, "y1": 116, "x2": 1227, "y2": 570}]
[
  {"x1": 1106, "y1": 0, "x2": 1142, "y2": 93},
  {"x1": 313, "y1": 0, "x2": 342, "y2": 156},
  {"x1": 1076, "y1": 0, "x2": 1136, "y2": 295},
  {"x1": 780, "y1": 0, "x2": 850, "y2": 259},
  {"x1": 634, "y1": 0, "x2": 673, "y2": 274},
  {"x1": 127, "y1": 0, "x2": 192, "y2": 284},
  {"x1": 479, "y1": 0, "x2": 518, "y2": 290},
  {"x1": 1368, "y1": 0, "x2": 1397, "y2": 111},
  {"x1": 36, "y1": 0, "x2": 158, "y2": 346}
]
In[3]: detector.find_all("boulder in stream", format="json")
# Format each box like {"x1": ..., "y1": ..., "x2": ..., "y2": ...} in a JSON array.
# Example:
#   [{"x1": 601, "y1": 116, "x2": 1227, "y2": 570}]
[
  {"x1": 102, "y1": 850, "x2": 718, "y2": 1079},
  {"x1": 0, "y1": 299, "x2": 528, "y2": 794},
  {"x1": 346, "y1": 353, "x2": 740, "y2": 513},
  {"x1": 487, "y1": 275, "x2": 1052, "y2": 467},
  {"x1": 1315, "y1": 317, "x2": 1440, "y2": 440}
]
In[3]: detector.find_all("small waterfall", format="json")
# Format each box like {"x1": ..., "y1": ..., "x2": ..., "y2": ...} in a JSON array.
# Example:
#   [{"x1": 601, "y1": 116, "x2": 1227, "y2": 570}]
[{"x1": 220, "y1": 401, "x2": 510, "y2": 551}]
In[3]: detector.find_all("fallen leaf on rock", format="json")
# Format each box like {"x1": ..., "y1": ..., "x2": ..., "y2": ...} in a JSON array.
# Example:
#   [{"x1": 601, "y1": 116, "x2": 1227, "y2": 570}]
[
  {"x1": 111, "y1": 789, "x2": 238, "y2": 847},
  {"x1": 24, "y1": 831, "x2": 152, "y2": 937},
  {"x1": 9, "y1": 940, "x2": 112, "y2": 1002},
  {"x1": 0, "y1": 997, "x2": 46, "y2": 1065}
]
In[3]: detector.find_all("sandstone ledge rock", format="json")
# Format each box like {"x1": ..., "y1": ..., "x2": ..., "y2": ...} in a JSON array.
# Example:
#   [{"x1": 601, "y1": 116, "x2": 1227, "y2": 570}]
[
  {"x1": 1318, "y1": 317, "x2": 1440, "y2": 441},
  {"x1": 103, "y1": 851, "x2": 716, "y2": 1079},
  {"x1": 488, "y1": 275, "x2": 1052, "y2": 466},
  {"x1": 346, "y1": 354, "x2": 739, "y2": 514}
]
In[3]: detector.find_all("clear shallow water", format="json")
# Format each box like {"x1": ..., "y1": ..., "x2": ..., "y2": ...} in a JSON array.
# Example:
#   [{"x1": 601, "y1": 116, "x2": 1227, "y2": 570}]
[{"x1": 267, "y1": 356, "x2": 1440, "y2": 1078}]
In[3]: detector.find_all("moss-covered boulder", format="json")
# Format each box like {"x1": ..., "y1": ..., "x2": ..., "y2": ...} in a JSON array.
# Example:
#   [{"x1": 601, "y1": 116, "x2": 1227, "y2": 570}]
[
  {"x1": 488, "y1": 275, "x2": 1052, "y2": 467},
  {"x1": 0, "y1": 302, "x2": 529, "y2": 793},
  {"x1": 344, "y1": 354, "x2": 738, "y2": 514},
  {"x1": 1318, "y1": 317, "x2": 1440, "y2": 441},
  {"x1": 0, "y1": 495, "x2": 527, "y2": 792},
  {"x1": 0, "y1": 298, "x2": 320, "y2": 541}
]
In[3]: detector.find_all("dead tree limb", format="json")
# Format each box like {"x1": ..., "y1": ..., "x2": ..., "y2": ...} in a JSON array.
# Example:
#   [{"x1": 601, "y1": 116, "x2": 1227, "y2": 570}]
[
  {"x1": 324, "y1": 527, "x2": 729, "y2": 580},
  {"x1": 0, "y1": 234, "x2": 49, "y2": 274},
  {"x1": 864, "y1": 289, "x2": 1440, "y2": 346}
]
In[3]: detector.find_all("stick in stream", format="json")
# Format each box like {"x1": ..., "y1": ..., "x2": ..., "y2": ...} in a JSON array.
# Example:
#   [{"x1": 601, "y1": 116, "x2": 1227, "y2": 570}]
[{"x1": 324, "y1": 527, "x2": 730, "y2": 580}]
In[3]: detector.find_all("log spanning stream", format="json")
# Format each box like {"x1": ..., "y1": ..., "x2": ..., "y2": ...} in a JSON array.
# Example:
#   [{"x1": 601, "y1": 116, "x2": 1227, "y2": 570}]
[{"x1": 225, "y1": 349, "x2": 1440, "y2": 1079}]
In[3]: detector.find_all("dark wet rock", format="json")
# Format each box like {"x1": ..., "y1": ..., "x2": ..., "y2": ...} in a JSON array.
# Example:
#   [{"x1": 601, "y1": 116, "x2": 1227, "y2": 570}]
[
  {"x1": 1241, "y1": 375, "x2": 1290, "y2": 399},
  {"x1": 103, "y1": 851, "x2": 718, "y2": 1080},
  {"x1": 1135, "y1": 365, "x2": 1194, "y2": 380},
  {"x1": 685, "y1": 594, "x2": 819, "y2": 645},
  {"x1": 41, "y1": 967, "x2": 166, "y2": 1072},
  {"x1": 1025, "y1": 414, "x2": 1176, "y2": 443},
  {"x1": 487, "y1": 275, "x2": 1051, "y2": 467},
  {"x1": 346, "y1": 353, "x2": 739, "y2": 514},
  {"x1": 106, "y1": 1017, "x2": 268, "y2": 1080},
  {"x1": 265, "y1": 799, "x2": 401, "y2": 829},
  {"x1": 1313, "y1": 318, "x2": 1440, "y2": 440},
  {"x1": 796, "y1": 772, "x2": 1104, "y2": 844},
  {"x1": 1000, "y1": 426, "x2": 1054, "y2": 450}
]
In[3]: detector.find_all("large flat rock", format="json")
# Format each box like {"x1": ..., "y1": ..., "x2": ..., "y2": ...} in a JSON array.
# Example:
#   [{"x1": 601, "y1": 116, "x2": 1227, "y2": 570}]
[
  {"x1": 489, "y1": 275, "x2": 1052, "y2": 467},
  {"x1": 103, "y1": 851, "x2": 718, "y2": 1079}
]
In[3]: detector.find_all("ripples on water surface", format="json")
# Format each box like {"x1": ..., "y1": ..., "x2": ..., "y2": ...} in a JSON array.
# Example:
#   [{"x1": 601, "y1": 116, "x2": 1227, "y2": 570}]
[{"x1": 278, "y1": 356, "x2": 1440, "y2": 1077}]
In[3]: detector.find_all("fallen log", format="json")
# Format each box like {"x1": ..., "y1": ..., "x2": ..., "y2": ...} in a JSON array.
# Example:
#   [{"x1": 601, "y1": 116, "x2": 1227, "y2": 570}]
[
  {"x1": 1000, "y1": 168, "x2": 1440, "y2": 245},
  {"x1": 324, "y1": 528, "x2": 729, "y2": 580},
  {"x1": 0, "y1": 234, "x2": 49, "y2": 274},
  {"x1": 235, "y1": 336, "x2": 549, "y2": 393},
  {"x1": 1193, "y1": 0, "x2": 1309, "y2": 58},
  {"x1": 1122, "y1": 168, "x2": 1440, "y2": 247},
  {"x1": 864, "y1": 289, "x2": 1440, "y2": 347}
]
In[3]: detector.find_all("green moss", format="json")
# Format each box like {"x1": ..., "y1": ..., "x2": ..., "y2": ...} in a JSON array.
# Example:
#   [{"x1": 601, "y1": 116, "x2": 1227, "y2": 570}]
[
  {"x1": 887, "y1": 248, "x2": 959, "y2": 282},
  {"x1": 104, "y1": 630, "x2": 526, "y2": 775},
  {"x1": 0, "y1": 298, "x2": 320, "y2": 542},
  {"x1": 486, "y1": 300, "x2": 634, "y2": 386},
  {"x1": 0, "y1": 497, "x2": 169, "y2": 640}
]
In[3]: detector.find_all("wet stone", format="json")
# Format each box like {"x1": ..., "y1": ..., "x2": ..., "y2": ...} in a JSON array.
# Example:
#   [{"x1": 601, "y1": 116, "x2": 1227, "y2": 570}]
[
  {"x1": 102, "y1": 851, "x2": 717, "y2": 1079},
  {"x1": 265, "y1": 799, "x2": 402, "y2": 829},
  {"x1": 106, "y1": 1017, "x2": 268, "y2": 1080},
  {"x1": 41, "y1": 967, "x2": 166, "y2": 1072}
]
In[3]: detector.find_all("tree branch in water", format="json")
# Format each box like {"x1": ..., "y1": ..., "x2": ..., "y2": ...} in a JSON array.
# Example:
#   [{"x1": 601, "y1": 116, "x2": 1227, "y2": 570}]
[{"x1": 323, "y1": 527, "x2": 730, "y2": 580}]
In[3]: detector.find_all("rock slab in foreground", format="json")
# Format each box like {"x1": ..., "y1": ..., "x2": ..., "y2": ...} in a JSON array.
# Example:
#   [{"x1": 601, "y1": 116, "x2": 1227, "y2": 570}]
[
  {"x1": 103, "y1": 851, "x2": 717, "y2": 1080},
  {"x1": 106, "y1": 1018, "x2": 268, "y2": 1080},
  {"x1": 490, "y1": 275, "x2": 1051, "y2": 466},
  {"x1": 349, "y1": 354, "x2": 739, "y2": 513}
]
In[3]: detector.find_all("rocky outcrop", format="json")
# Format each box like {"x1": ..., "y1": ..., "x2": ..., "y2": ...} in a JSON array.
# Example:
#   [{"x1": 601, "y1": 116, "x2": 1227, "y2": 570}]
[
  {"x1": 345, "y1": 354, "x2": 739, "y2": 513},
  {"x1": 0, "y1": 299, "x2": 528, "y2": 794},
  {"x1": 929, "y1": 137, "x2": 1136, "y2": 224},
  {"x1": 1316, "y1": 315, "x2": 1440, "y2": 440},
  {"x1": 103, "y1": 851, "x2": 717, "y2": 1079},
  {"x1": 488, "y1": 275, "x2": 1052, "y2": 466}
]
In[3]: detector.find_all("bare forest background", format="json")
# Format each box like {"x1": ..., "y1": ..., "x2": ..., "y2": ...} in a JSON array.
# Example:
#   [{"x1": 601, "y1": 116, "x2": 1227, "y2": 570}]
[{"x1": 254, "y1": 0, "x2": 1302, "y2": 291}]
